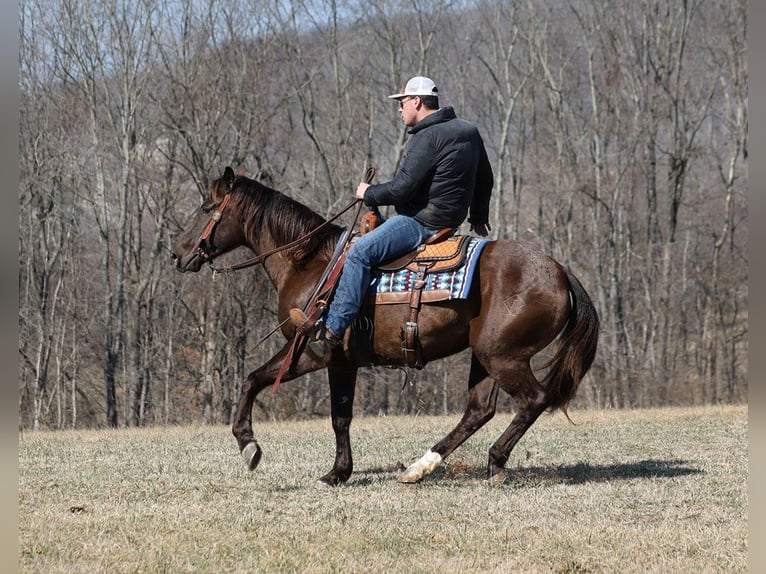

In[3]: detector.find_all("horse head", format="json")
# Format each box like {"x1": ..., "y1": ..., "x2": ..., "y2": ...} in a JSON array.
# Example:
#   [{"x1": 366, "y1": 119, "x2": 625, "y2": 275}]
[{"x1": 172, "y1": 166, "x2": 246, "y2": 272}]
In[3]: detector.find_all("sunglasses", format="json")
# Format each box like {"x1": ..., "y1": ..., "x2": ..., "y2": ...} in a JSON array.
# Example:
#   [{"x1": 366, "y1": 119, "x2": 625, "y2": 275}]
[{"x1": 399, "y1": 96, "x2": 418, "y2": 109}]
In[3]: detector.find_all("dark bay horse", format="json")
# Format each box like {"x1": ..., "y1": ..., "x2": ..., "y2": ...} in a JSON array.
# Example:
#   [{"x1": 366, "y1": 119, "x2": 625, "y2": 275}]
[{"x1": 172, "y1": 166, "x2": 599, "y2": 485}]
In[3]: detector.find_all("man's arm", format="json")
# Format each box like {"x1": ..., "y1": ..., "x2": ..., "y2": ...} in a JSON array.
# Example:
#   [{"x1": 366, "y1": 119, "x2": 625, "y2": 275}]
[
  {"x1": 470, "y1": 222, "x2": 492, "y2": 237},
  {"x1": 468, "y1": 137, "x2": 493, "y2": 230},
  {"x1": 362, "y1": 134, "x2": 436, "y2": 207}
]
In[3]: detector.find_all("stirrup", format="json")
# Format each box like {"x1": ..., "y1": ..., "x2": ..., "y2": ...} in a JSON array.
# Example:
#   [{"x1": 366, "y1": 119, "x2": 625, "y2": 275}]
[
  {"x1": 308, "y1": 331, "x2": 341, "y2": 359},
  {"x1": 289, "y1": 308, "x2": 322, "y2": 340}
]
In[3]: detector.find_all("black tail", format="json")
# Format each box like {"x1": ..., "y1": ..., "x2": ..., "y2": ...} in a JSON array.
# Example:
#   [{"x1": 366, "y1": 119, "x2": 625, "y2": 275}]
[{"x1": 542, "y1": 267, "x2": 600, "y2": 412}]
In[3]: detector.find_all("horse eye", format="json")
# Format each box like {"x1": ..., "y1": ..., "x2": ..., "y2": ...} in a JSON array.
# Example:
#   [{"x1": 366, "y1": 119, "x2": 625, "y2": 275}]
[{"x1": 201, "y1": 200, "x2": 215, "y2": 214}]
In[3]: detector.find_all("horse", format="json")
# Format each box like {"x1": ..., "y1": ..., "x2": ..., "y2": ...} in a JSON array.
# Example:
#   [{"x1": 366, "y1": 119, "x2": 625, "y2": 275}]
[{"x1": 171, "y1": 166, "x2": 599, "y2": 486}]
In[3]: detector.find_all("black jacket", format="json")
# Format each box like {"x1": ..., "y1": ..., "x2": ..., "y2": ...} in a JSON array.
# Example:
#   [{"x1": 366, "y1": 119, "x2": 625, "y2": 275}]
[{"x1": 363, "y1": 106, "x2": 493, "y2": 229}]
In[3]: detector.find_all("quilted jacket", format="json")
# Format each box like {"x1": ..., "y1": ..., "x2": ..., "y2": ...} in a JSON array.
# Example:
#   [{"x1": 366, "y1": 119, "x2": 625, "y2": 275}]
[{"x1": 363, "y1": 106, "x2": 493, "y2": 229}]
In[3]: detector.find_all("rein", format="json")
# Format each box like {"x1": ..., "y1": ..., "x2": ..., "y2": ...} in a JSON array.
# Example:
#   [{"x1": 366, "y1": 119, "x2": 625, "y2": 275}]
[
  {"x1": 207, "y1": 199, "x2": 360, "y2": 274},
  {"x1": 200, "y1": 167, "x2": 375, "y2": 275}
]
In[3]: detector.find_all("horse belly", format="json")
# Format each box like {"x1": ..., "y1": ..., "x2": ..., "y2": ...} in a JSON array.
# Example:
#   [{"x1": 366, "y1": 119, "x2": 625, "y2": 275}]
[{"x1": 369, "y1": 299, "x2": 476, "y2": 365}]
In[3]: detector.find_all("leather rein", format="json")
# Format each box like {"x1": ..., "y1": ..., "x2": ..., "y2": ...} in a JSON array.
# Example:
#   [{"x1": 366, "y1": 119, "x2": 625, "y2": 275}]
[{"x1": 195, "y1": 168, "x2": 375, "y2": 275}]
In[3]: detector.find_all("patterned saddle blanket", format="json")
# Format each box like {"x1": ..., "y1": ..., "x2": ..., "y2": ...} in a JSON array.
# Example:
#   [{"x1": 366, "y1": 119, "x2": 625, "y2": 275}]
[{"x1": 368, "y1": 236, "x2": 490, "y2": 305}]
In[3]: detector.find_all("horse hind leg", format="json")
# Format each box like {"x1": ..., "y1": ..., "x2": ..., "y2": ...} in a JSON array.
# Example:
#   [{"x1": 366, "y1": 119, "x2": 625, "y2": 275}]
[
  {"x1": 398, "y1": 353, "x2": 499, "y2": 483},
  {"x1": 486, "y1": 360, "x2": 549, "y2": 485}
]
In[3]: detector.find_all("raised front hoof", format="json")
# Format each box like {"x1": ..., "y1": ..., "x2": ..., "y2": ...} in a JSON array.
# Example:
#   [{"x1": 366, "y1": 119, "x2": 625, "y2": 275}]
[
  {"x1": 318, "y1": 472, "x2": 348, "y2": 487},
  {"x1": 241, "y1": 442, "x2": 262, "y2": 471}
]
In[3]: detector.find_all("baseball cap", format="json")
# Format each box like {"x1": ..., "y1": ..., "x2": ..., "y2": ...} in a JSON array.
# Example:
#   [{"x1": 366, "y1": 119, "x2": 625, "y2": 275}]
[{"x1": 388, "y1": 76, "x2": 439, "y2": 99}]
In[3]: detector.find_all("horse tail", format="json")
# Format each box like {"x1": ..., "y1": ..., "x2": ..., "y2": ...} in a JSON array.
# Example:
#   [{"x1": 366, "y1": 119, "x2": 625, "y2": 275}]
[{"x1": 542, "y1": 267, "x2": 600, "y2": 413}]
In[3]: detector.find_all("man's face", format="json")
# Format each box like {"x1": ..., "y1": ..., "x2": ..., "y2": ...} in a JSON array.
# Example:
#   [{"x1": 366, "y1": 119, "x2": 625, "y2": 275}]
[{"x1": 397, "y1": 96, "x2": 419, "y2": 126}]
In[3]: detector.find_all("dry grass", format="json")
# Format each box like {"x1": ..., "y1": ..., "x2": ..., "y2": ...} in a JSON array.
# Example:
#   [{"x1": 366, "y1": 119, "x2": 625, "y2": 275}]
[{"x1": 19, "y1": 405, "x2": 747, "y2": 573}]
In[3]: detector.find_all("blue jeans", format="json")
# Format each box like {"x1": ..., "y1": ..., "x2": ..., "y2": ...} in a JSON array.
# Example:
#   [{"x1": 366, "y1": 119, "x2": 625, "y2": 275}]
[{"x1": 325, "y1": 215, "x2": 436, "y2": 336}]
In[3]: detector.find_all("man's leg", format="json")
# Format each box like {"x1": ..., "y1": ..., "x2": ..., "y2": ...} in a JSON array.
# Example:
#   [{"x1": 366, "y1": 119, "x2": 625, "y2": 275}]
[
  {"x1": 324, "y1": 215, "x2": 435, "y2": 337},
  {"x1": 290, "y1": 215, "x2": 435, "y2": 342}
]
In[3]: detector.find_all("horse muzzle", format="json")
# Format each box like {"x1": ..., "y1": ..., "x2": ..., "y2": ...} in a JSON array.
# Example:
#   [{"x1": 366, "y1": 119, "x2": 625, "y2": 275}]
[{"x1": 172, "y1": 249, "x2": 206, "y2": 273}]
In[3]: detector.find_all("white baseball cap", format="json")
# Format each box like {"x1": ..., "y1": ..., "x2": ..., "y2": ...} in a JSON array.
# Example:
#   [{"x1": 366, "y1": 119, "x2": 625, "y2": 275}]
[{"x1": 388, "y1": 76, "x2": 439, "y2": 100}]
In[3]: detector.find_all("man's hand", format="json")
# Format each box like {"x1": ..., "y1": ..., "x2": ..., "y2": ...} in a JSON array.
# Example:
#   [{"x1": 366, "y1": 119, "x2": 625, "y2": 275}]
[
  {"x1": 355, "y1": 182, "x2": 370, "y2": 200},
  {"x1": 470, "y1": 222, "x2": 491, "y2": 237}
]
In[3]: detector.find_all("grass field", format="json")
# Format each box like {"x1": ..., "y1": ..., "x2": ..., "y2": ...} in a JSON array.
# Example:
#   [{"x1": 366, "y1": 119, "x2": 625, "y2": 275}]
[{"x1": 19, "y1": 405, "x2": 747, "y2": 573}]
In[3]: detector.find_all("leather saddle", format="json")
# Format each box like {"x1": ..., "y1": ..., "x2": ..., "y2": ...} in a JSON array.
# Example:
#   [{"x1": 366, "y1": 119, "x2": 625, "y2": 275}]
[
  {"x1": 300, "y1": 218, "x2": 474, "y2": 371},
  {"x1": 357, "y1": 210, "x2": 469, "y2": 274},
  {"x1": 354, "y1": 225, "x2": 472, "y2": 370},
  {"x1": 375, "y1": 232, "x2": 471, "y2": 275}
]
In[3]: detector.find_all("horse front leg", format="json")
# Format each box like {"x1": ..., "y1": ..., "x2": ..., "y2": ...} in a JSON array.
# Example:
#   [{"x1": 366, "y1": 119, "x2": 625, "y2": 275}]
[
  {"x1": 231, "y1": 342, "x2": 325, "y2": 471},
  {"x1": 318, "y1": 365, "x2": 358, "y2": 486}
]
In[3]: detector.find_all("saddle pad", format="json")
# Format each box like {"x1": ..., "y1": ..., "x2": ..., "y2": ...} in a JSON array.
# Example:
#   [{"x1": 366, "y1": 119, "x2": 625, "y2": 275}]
[{"x1": 369, "y1": 237, "x2": 491, "y2": 305}]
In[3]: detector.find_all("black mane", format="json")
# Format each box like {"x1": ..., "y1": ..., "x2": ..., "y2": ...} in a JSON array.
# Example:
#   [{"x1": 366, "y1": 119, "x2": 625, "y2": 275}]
[{"x1": 233, "y1": 175, "x2": 343, "y2": 266}]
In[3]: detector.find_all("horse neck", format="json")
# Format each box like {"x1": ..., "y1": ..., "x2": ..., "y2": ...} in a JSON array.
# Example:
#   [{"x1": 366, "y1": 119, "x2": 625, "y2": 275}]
[
  {"x1": 244, "y1": 214, "x2": 331, "y2": 295},
  {"x1": 239, "y1": 183, "x2": 338, "y2": 292},
  {"x1": 245, "y1": 229, "x2": 293, "y2": 291}
]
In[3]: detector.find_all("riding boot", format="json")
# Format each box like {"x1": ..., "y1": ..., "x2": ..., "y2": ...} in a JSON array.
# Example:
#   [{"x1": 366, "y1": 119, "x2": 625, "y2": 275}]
[{"x1": 289, "y1": 308, "x2": 341, "y2": 357}]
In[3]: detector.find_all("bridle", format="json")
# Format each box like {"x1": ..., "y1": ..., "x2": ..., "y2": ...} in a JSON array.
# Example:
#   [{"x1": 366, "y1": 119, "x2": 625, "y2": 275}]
[
  {"x1": 192, "y1": 191, "x2": 230, "y2": 268},
  {"x1": 194, "y1": 167, "x2": 375, "y2": 275},
  {"x1": 195, "y1": 192, "x2": 232, "y2": 260}
]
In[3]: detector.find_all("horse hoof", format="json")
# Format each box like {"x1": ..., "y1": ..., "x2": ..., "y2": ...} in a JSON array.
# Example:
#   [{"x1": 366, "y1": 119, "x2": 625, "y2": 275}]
[
  {"x1": 397, "y1": 450, "x2": 442, "y2": 483},
  {"x1": 487, "y1": 469, "x2": 508, "y2": 487},
  {"x1": 318, "y1": 473, "x2": 346, "y2": 487},
  {"x1": 242, "y1": 442, "x2": 262, "y2": 471},
  {"x1": 396, "y1": 469, "x2": 422, "y2": 483}
]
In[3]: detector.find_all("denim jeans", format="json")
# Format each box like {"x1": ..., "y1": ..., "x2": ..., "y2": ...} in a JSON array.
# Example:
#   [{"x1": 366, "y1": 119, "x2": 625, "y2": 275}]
[{"x1": 325, "y1": 215, "x2": 436, "y2": 337}]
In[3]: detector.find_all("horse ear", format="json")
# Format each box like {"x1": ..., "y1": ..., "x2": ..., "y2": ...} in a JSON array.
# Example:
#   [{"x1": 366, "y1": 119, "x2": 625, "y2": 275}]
[{"x1": 223, "y1": 166, "x2": 236, "y2": 191}]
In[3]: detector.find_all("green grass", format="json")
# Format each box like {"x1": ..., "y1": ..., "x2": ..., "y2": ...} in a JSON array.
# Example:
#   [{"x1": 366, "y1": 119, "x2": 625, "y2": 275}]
[{"x1": 19, "y1": 405, "x2": 747, "y2": 573}]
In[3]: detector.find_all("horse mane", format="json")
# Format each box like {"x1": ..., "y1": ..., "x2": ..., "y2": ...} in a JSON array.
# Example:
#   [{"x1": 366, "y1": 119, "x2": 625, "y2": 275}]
[{"x1": 232, "y1": 175, "x2": 342, "y2": 267}]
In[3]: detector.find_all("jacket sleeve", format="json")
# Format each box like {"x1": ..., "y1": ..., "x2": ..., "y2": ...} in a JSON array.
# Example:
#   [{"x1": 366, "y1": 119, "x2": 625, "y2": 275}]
[
  {"x1": 468, "y1": 137, "x2": 493, "y2": 225},
  {"x1": 363, "y1": 133, "x2": 436, "y2": 207}
]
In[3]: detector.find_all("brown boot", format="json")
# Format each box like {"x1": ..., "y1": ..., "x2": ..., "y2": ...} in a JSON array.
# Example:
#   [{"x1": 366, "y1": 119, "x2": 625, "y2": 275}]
[
  {"x1": 309, "y1": 325, "x2": 341, "y2": 359},
  {"x1": 289, "y1": 308, "x2": 317, "y2": 338},
  {"x1": 289, "y1": 308, "x2": 341, "y2": 356}
]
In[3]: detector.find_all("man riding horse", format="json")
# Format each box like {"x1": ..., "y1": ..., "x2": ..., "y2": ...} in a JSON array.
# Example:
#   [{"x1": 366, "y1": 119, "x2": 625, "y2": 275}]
[
  {"x1": 289, "y1": 75, "x2": 494, "y2": 353},
  {"x1": 172, "y1": 76, "x2": 599, "y2": 485}
]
